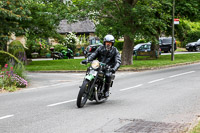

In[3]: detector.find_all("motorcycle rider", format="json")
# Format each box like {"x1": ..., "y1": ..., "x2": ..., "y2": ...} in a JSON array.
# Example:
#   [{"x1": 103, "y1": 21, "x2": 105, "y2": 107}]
[{"x1": 81, "y1": 34, "x2": 121, "y2": 97}]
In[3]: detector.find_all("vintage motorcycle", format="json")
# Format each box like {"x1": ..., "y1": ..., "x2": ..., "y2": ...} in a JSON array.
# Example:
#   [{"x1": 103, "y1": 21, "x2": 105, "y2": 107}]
[{"x1": 76, "y1": 60, "x2": 115, "y2": 108}]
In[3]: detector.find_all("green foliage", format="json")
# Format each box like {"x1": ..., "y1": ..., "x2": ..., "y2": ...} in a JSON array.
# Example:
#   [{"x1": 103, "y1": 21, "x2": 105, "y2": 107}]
[
  {"x1": 176, "y1": 19, "x2": 200, "y2": 47},
  {"x1": 63, "y1": 32, "x2": 78, "y2": 53},
  {"x1": 25, "y1": 38, "x2": 51, "y2": 58},
  {"x1": 134, "y1": 39, "x2": 147, "y2": 45},
  {"x1": 0, "y1": 53, "x2": 10, "y2": 68},
  {"x1": 77, "y1": 34, "x2": 89, "y2": 47},
  {"x1": 9, "y1": 40, "x2": 25, "y2": 54},
  {"x1": 114, "y1": 39, "x2": 147, "y2": 51},
  {"x1": 0, "y1": 50, "x2": 23, "y2": 68},
  {"x1": 0, "y1": 0, "x2": 31, "y2": 50},
  {"x1": 175, "y1": 0, "x2": 200, "y2": 22},
  {"x1": 73, "y1": 0, "x2": 174, "y2": 65},
  {"x1": 8, "y1": 40, "x2": 26, "y2": 63},
  {"x1": 54, "y1": 44, "x2": 67, "y2": 52},
  {"x1": 13, "y1": 63, "x2": 27, "y2": 80},
  {"x1": 114, "y1": 40, "x2": 124, "y2": 51},
  {"x1": 0, "y1": 63, "x2": 28, "y2": 92},
  {"x1": 183, "y1": 30, "x2": 200, "y2": 47},
  {"x1": 190, "y1": 121, "x2": 200, "y2": 133}
]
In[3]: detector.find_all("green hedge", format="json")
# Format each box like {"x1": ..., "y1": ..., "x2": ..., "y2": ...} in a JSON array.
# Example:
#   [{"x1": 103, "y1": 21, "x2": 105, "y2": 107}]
[
  {"x1": 0, "y1": 53, "x2": 10, "y2": 68},
  {"x1": 8, "y1": 40, "x2": 26, "y2": 62},
  {"x1": 183, "y1": 30, "x2": 200, "y2": 47},
  {"x1": 114, "y1": 40, "x2": 123, "y2": 51},
  {"x1": 53, "y1": 44, "x2": 67, "y2": 52},
  {"x1": 9, "y1": 40, "x2": 25, "y2": 55}
]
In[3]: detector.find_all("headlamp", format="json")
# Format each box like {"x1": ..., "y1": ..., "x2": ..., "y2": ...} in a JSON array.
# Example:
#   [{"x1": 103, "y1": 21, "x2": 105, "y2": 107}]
[{"x1": 91, "y1": 60, "x2": 100, "y2": 69}]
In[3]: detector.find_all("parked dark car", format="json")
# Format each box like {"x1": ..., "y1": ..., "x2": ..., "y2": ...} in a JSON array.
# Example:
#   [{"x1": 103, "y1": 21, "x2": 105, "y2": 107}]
[
  {"x1": 83, "y1": 43, "x2": 103, "y2": 58},
  {"x1": 185, "y1": 39, "x2": 200, "y2": 51},
  {"x1": 133, "y1": 43, "x2": 161, "y2": 55},
  {"x1": 159, "y1": 37, "x2": 177, "y2": 53}
]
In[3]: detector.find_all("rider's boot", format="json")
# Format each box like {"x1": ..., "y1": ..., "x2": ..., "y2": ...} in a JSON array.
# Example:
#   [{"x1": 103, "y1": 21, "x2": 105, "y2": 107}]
[{"x1": 104, "y1": 82, "x2": 111, "y2": 98}]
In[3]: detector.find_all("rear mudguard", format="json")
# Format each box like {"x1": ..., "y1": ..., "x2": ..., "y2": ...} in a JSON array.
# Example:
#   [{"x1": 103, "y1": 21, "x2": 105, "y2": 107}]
[{"x1": 85, "y1": 74, "x2": 95, "y2": 81}]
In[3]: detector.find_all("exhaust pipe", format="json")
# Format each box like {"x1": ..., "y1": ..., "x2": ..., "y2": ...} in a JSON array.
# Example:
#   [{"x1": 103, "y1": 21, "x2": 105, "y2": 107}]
[{"x1": 94, "y1": 87, "x2": 106, "y2": 103}]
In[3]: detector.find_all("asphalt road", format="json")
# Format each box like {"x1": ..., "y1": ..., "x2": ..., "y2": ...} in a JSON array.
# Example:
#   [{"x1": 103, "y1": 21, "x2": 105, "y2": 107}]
[{"x1": 1, "y1": 63, "x2": 200, "y2": 133}]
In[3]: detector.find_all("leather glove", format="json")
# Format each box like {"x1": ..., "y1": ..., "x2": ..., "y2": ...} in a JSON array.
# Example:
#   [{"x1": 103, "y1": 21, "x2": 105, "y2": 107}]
[
  {"x1": 81, "y1": 59, "x2": 88, "y2": 64},
  {"x1": 110, "y1": 68, "x2": 115, "y2": 73}
]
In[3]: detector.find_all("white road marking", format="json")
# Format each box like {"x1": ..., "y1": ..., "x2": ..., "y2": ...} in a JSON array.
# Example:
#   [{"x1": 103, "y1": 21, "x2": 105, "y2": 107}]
[
  {"x1": 148, "y1": 78, "x2": 165, "y2": 84},
  {"x1": 72, "y1": 74, "x2": 85, "y2": 76},
  {"x1": 0, "y1": 115, "x2": 14, "y2": 120},
  {"x1": 169, "y1": 71, "x2": 195, "y2": 78},
  {"x1": 47, "y1": 99, "x2": 77, "y2": 107},
  {"x1": 120, "y1": 84, "x2": 143, "y2": 91},
  {"x1": 26, "y1": 81, "x2": 81, "y2": 91}
]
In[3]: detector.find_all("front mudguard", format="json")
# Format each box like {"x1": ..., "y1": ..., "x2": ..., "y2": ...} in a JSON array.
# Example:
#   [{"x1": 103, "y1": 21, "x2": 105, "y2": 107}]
[{"x1": 85, "y1": 74, "x2": 95, "y2": 81}]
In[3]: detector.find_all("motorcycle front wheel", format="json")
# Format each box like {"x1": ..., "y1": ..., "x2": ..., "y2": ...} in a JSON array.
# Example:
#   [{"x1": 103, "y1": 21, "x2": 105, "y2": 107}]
[{"x1": 77, "y1": 80, "x2": 90, "y2": 108}]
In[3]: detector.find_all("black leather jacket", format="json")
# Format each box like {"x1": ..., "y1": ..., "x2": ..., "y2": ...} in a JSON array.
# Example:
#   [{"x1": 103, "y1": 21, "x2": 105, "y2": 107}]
[{"x1": 87, "y1": 45, "x2": 121, "y2": 71}]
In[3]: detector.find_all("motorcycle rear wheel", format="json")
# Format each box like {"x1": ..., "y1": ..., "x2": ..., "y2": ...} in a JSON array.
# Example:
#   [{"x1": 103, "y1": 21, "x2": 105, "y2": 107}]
[{"x1": 77, "y1": 80, "x2": 90, "y2": 108}]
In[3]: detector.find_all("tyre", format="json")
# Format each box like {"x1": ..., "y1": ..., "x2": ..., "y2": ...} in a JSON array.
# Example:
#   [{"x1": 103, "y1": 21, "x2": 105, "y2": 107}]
[
  {"x1": 77, "y1": 80, "x2": 90, "y2": 108},
  {"x1": 195, "y1": 46, "x2": 200, "y2": 51}
]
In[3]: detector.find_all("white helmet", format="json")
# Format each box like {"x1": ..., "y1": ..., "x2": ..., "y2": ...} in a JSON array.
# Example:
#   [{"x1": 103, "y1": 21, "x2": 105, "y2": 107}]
[{"x1": 103, "y1": 34, "x2": 115, "y2": 46}]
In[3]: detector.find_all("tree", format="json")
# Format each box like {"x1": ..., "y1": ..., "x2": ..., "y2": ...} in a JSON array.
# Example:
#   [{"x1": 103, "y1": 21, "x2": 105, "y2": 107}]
[
  {"x1": 0, "y1": 0, "x2": 77, "y2": 50},
  {"x1": 175, "y1": 0, "x2": 200, "y2": 22},
  {"x1": 0, "y1": 0, "x2": 31, "y2": 51},
  {"x1": 73, "y1": 0, "x2": 173, "y2": 65},
  {"x1": 23, "y1": 0, "x2": 72, "y2": 40}
]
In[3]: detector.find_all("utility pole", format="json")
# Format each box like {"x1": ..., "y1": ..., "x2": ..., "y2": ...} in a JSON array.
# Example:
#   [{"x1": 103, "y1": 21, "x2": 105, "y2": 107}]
[{"x1": 171, "y1": 0, "x2": 175, "y2": 61}]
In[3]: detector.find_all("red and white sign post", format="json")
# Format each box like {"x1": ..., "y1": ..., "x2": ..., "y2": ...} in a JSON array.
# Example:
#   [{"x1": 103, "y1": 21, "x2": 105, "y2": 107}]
[{"x1": 174, "y1": 19, "x2": 179, "y2": 25}]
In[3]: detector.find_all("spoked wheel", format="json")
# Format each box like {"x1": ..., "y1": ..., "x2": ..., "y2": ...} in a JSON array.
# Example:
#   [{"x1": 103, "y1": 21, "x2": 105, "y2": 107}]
[{"x1": 77, "y1": 80, "x2": 90, "y2": 108}]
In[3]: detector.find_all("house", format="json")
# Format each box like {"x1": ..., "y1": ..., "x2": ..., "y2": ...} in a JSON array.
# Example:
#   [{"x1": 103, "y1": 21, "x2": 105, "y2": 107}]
[{"x1": 57, "y1": 19, "x2": 96, "y2": 38}]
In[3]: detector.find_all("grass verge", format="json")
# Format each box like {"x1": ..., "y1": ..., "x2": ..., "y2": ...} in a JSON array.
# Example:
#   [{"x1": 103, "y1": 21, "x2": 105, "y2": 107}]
[
  {"x1": 120, "y1": 53, "x2": 200, "y2": 70},
  {"x1": 190, "y1": 121, "x2": 200, "y2": 133},
  {"x1": 25, "y1": 53, "x2": 200, "y2": 71}
]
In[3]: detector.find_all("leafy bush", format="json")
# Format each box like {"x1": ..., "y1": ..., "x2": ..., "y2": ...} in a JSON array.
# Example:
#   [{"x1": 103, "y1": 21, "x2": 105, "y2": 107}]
[
  {"x1": 54, "y1": 44, "x2": 67, "y2": 52},
  {"x1": 9, "y1": 40, "x2": 25, "y2": 55},
  {"x1": 25, "y1": 38, "x2": 51, "y2": 58},
  {"x1": 182, "y1": 30, "x2": 200, "y2": 47},
  {"x1": 9, "y1": 40, "x2": 26, "y2": 63},
  {"x1": 176, "y1": 19, "x2": 200, "y2": 47},
  {"x1": 114, "y1": 40, "x2": 123, "y2": 51},
  {"x1": 63, "y1": 32, "x2": 78, "y2": 53},
  {"x1": 0, "y1": 63, "x2": 28, "y2": 92},
  {"x1": 176, "y1": 41, "x2": 181, "y2": 47},
  {"x1": 0, "y1": 53, "x2": 10, "y2": 68}
]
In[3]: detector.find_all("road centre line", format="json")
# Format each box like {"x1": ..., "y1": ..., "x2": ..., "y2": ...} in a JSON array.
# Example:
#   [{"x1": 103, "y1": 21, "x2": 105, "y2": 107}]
[
  {"x1": 0, "y1": 115, "x2": 14, "y2": 120},
  {"x1": 148, "y1": 78, "x2": 165, "y2": 84},
  {"x1": 120, "y1": 84, "x2": 143, "y2": 91},
  {"x1": 45, "y1": 71, "x2": 195, "y2": 106},
  {"x1": 169, "y1": 71, "x2": 195, "y2": 78},
  {"x1": 120, "y1": 71, "x2": 195, "y2": 91},
  {"x1": 47, "y1": 99, "x2": 77, "y2": 107},
  {"x1": 26, "y1": 81, "x2": 81, "y2": 91}
]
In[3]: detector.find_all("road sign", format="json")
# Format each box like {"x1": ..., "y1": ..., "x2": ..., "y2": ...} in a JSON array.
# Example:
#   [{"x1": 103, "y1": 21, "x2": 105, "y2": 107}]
[{"x1": 174, "y1": 19, "x2": 179, "y2": 24}]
